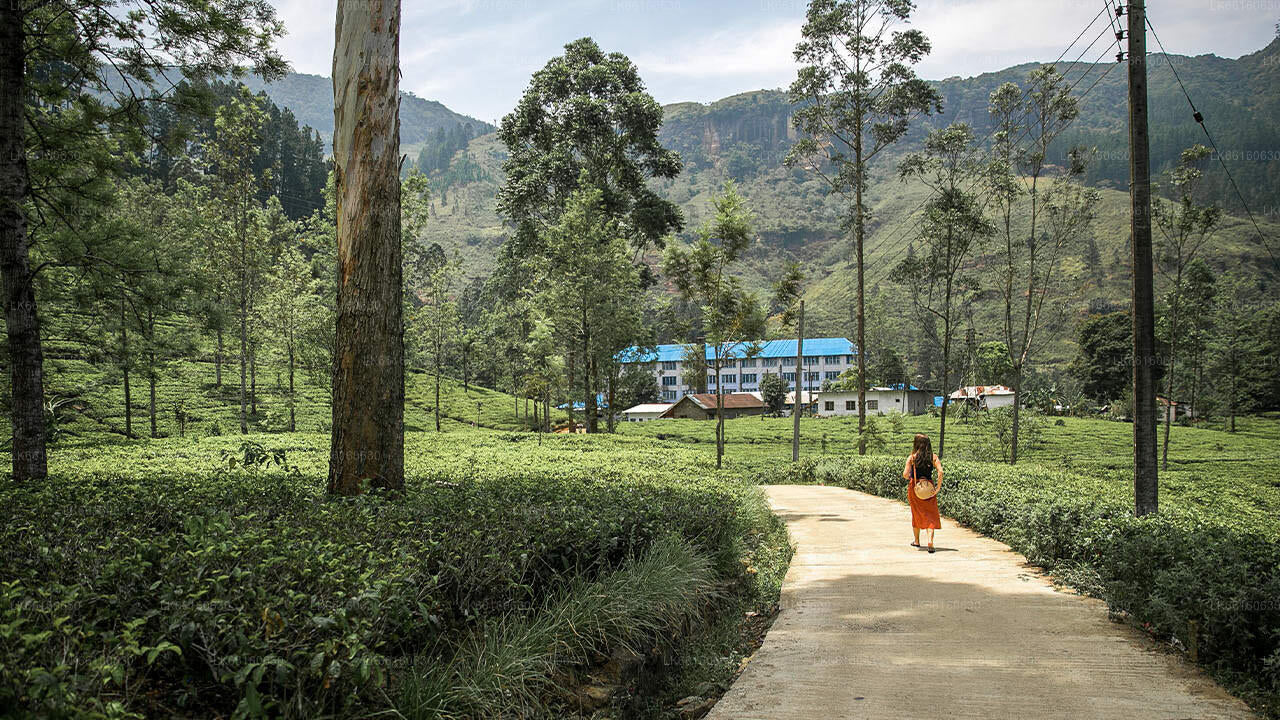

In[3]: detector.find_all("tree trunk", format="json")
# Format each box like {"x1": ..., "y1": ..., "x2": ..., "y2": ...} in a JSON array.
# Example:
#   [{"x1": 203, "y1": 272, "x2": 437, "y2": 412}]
[
  {"x1": 1010, "y1": 367, "x2": 1022, "y2": 464},
  {"x1": 118, "y1": 286, "x2": 134, "y2": 439},
  {"x1": 288, "y1": 343, "x2": 296, "y2": 432},
  {"x1": 606, "y1": 368, "x2": 616, "y2": 433},
  {"x1": 1161, "y1": 288, "x2": 1181, "y2": 470},
  {"x1": 239, "y1": 262, "x2": 248, "y2": 434},
  {"x1": 328, "y1": 0, "x2": 405, "y2": 494},
  {"x1": 855, "y1": 140, "x2": 867, "y2": 455},
  {"x1": 581, "y1": 304, "x2": 597, "y2": 434},
  {"x1": 434, "y1": 359, "x2": 441, "y2": 432},
  {"x1": 566, "y1": 351, "x2": 576, "y2": 430},
  {"x1": 250, "y1": 344, "x2": 257, "y2": 417},
  {"x1": 793, "y1": 301, "x2": 803, "y2": 462},
  {"x1": 215, "y1": 327, "x2": 223, "y2": 387},
  {"x1": 0, "y1": 5, "x2": 48, "y2": 481},
  {"x1": 715, "y1": 355, "x2": 724, "y2": 469},
  {"x1": 149, "y1": 355, "x2": 158, "y2": 438}
]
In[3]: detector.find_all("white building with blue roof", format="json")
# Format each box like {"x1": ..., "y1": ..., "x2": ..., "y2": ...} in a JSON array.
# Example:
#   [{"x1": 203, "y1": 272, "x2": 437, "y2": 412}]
[{"x1": 620, "y1": 338, "x2": 856, "y2": 403}]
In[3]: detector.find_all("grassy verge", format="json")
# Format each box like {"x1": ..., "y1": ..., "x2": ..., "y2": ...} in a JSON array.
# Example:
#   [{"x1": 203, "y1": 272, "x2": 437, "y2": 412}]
[
  {"x1": 760, "y1": 454, "x2": 1280, "y2": 717},
  {"x1": 0, "y1": 430, "x2": 784, "y2": 719}
]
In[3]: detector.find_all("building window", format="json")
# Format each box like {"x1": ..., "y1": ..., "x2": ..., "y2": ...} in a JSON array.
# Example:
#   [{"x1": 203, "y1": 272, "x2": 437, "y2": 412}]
[
  {"x1": 663, "y1": 390, "x2": 676, "y2": 401},
  {"x1": 782, "y1": 372, "x2": 796, "y2": 383},
  {"x1": 741, "y1": 358, "x2": 757, "y2": 368},
  {"x1": 804, "y1": 355, "x2": 819, "y2": 366},
  {"x1": 845, "y1": 400, "x2": 856, "y2": 411},
  {"x1": 824, "y1": 355, "x2": 842, "y2": 364},
  {"x1": 867, "y1": 400, "x2": 879, "y2": 411},
  {"x1": 662, "y1": 361, "x2": 677, "y2": 370},
  {"x1": 824, "y1": 401, "x2": 835, "y2": 411},
  {"x1": 740, "y1": 373, "x2": 758, "y2": 384},
  {"x1": 824, "y1": 371, "x2": 841, "y2": 380},
  {"x1": 662, "y1": 376, "x2": 677, "y2": 386},
  {"x1": 723, "y1": 374, "x2": 737, "y2": 384},
  {"x1": 845, "y1": 354, "x2": 854, "y2": 364},
  {"x1": 805, "y1": 372, "x2": 819, "y2": 382},
  {"x1": 708, "y1": 375, "x2": 716, "y2": 386}
]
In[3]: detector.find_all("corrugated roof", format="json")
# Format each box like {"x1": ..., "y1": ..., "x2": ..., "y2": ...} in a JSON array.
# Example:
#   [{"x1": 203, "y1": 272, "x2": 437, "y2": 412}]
[
  {"x1": 684, "y1": 393, "x2": 765, "y2": 410},
  {"x1": 622, "y1": 403, "x2": 673, "y2": 414},
  {"x1": 622, "y1": 338, "x2": 856, "y2": 363}
]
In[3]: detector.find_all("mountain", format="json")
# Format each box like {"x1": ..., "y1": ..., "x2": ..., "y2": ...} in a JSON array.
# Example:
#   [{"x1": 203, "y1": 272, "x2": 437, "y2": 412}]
[
  {"x1": 245, "y1": 44, "x2": 1280, "y2": 366},
  {"x1": 240, "y1": 72, "x2": 495, "y2": 150}
]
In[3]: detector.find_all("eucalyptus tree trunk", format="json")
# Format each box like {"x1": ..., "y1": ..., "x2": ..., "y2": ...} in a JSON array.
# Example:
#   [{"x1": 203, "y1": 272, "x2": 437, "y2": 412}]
[
  {"x1": 0, "y1": 3, "x2": 48, "y2": 481},
  {"x1": 328, "y1": 0, "x2": 404, "y2": 494}
]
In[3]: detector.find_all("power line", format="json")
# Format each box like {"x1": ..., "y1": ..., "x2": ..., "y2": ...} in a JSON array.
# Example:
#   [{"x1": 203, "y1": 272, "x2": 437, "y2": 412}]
[{"x1": 1145, "y1": 15, "x2": 1280, "y2": 271}]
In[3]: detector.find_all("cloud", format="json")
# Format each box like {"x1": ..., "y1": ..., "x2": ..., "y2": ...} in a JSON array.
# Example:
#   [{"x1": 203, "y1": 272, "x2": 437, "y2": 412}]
[{"x1": 633, "y1": 20, "x2": 803, "y2": 80}]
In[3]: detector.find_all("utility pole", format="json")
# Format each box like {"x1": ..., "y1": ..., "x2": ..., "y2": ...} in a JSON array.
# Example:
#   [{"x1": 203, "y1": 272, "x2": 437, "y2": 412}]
[
  {"x1": 1126, "y1": 0, "x2": 1159, "y2": 516},
  {"x1": 792, "y1": 300, "x2": 804, "y2": 462}
]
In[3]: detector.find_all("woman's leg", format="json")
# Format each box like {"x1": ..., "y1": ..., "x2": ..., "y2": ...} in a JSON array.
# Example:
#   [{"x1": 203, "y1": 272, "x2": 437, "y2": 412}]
[
  {"x1": 912, "y1": 526, "x2": 920, "y2": 545},
  {"x1": 927, "y1": 528, "x2": 935, "y2": 547}
]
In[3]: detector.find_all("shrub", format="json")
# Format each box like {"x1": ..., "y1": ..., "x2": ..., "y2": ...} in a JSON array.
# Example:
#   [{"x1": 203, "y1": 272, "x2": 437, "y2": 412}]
[
  {"x1": 765, "y1": 455, "x2": 1280, "y2": 706},
  {"x1": 0, "y1": 434, "x2": 786, "y2": 719}
]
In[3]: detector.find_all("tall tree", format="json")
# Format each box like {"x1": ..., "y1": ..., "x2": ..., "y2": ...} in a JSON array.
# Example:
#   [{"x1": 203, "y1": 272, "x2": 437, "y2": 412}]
[
  {"x1": 788, "y1": 0, "x2": 941, "y2": 454},
  {"x1": 261, "y1": 245, "x2": 320, "y2": 433},
  {"x1": 1207, "y1": 274, "x2": 1260, "y2": 433},
  {"x1": 1152, "y1": 145, "x2": 1221, "y2": 467},
  {"x1": 206, "y1": 90, "x2": 271, "y2": 433},
  {"x1": 896, "y1": 123, "x2": 994, "y2": 457},
  {"x1": 539, "y1": 183, "x2": 645, "y2": 433},
  {"x1": 496, "y1": 37, "x2": 682, "y2": 264},
  {"x1": 663, "y1": 182, "x2": 767, "y2": 468},
  {"x1": 495, "y1": 38, "x2": 681, "y2": 428},
  {"x1": 1, "y1": 0, "x2": 283, "y2": 481},
  {"x1": 329, "y1": 0, "x2": 404, "y2": 494},
  {"x1": 987, "y1": 68, "x2": 1086, "y2": 464},
  {"x1": 410, "y1": 244, "x2": 458, "y2": 433}
]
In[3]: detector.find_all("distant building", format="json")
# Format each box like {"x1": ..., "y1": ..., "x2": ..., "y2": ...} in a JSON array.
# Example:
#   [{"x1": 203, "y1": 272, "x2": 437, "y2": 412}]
[
  {"x1": 620, "y1": 403, "x2": 673, "y2": 422},
  {"x1": 620, "y1": 338, "x2": 856, "y2": 403},
  {"x1": 950, "y1": 385, "x2": 1015, "y2": 410},
  {"x1": 660, "y1": 393, "x2": 766, "y2": 420},
  {"x1": 815, "y1": 385, "x2": 932, "y2": 417}
]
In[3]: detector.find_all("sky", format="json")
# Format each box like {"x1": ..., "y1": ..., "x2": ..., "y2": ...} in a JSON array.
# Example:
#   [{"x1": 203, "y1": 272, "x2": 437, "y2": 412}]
[{"x1": 270, "y1": 0, "x2": 1279, "y2": 124}]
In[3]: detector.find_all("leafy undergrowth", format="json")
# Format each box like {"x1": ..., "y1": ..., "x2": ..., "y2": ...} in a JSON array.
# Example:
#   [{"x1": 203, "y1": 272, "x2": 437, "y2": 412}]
[
  {"x1": 0, "y1": 431, "x2": 786, "y2": 719},
  {"x1": 759, "y1": 455, "x2": 1280, "y2": 717}
]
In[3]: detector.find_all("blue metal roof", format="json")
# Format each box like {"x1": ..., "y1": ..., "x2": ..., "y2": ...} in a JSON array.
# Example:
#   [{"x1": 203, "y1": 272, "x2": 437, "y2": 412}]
[{"x1": 622, "y1": 338, "x2": 856, "y2": 363}]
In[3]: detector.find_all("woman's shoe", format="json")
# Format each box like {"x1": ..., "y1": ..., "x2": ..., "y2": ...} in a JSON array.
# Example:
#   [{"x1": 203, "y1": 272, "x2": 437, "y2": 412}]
[
  {"x1": 927, "y1": 545, "x2": 935, "y2": 554},
  {"x1": 910, "y1": 542, "x2": 920, "y2": 547}
]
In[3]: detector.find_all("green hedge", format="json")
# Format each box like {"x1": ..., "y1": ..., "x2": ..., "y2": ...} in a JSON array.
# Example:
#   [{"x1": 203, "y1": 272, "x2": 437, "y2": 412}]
[
  {"x1": 765, "y1": 455, "x2": 1280, "y2": 709},
  {"x1": 0, "y1": 436, "x2": 784, "y2": 718}
]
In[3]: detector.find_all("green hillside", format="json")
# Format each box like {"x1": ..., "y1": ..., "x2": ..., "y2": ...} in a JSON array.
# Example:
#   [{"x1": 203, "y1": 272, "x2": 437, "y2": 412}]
[
  {"x1": 405, "y1": 40, "x2": 1280, "y2": 361},
  {"x1": 240, "y1": 71, "x2": 495, "y2": 151}
]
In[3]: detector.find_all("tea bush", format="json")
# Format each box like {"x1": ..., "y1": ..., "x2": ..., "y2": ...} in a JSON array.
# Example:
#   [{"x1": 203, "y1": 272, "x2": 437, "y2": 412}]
[
  {"x1": 0, "y1": 432, "x2": 786, "y2": 718},
  {"x1": 767, "y1": 455, "x2": 1280, "y2": 709}
]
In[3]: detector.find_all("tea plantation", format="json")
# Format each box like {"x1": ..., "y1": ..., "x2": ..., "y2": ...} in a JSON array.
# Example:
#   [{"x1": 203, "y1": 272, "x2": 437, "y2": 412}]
[
  {"x1": 622, "y1": 412, "x2": 1280, "y2": 713},
  {"x1": 0, "y1": 430, "x2": 789, "y2": 718},
  {"x1": 8, "y1": 384, "x2": 1280, "y2": 716}
]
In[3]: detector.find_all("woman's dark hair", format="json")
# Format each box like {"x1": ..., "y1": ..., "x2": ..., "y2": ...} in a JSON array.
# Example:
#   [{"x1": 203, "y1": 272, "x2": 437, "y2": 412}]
[{"x1": 911, "y1": 433, "x2": 933, "y2": 476}]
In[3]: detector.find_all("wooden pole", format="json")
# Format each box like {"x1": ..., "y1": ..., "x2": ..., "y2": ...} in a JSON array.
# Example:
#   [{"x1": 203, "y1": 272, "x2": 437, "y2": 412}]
[{"x1": 1128, "y1": 0, "x2": 1159, "y2": 516}]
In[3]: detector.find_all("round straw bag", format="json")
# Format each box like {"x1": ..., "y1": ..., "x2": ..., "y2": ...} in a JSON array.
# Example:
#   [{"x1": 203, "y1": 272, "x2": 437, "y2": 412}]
[
  {"x1": 911, "y1": 462, "x2": 938, "y2": 500},
  {"x1": 913, "y1": 478, "x2": 938, "y2": 500}
]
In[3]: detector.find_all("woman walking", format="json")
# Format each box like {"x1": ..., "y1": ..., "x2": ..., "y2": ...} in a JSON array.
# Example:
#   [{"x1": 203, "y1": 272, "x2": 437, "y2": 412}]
[{"x1": 903, "y1": 433, "x2": 943, "y2": 553}]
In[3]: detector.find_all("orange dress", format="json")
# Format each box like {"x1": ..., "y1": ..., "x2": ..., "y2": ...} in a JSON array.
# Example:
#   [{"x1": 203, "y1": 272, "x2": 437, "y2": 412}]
[{"x1": 907, "y1": 460, "x2": 942, "y2": 530}]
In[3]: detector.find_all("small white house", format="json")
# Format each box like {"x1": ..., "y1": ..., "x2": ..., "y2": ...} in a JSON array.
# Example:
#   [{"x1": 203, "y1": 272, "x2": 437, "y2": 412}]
[
  {"x1": 814, "y1": 386, "x2": 932, "y2": 417},
  {"x1": 620, "y1": 403, "x2": 673, "y2": 422},
  {"x1": 950, "y1": 385, "x2": 1015, "y2": 410}
]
